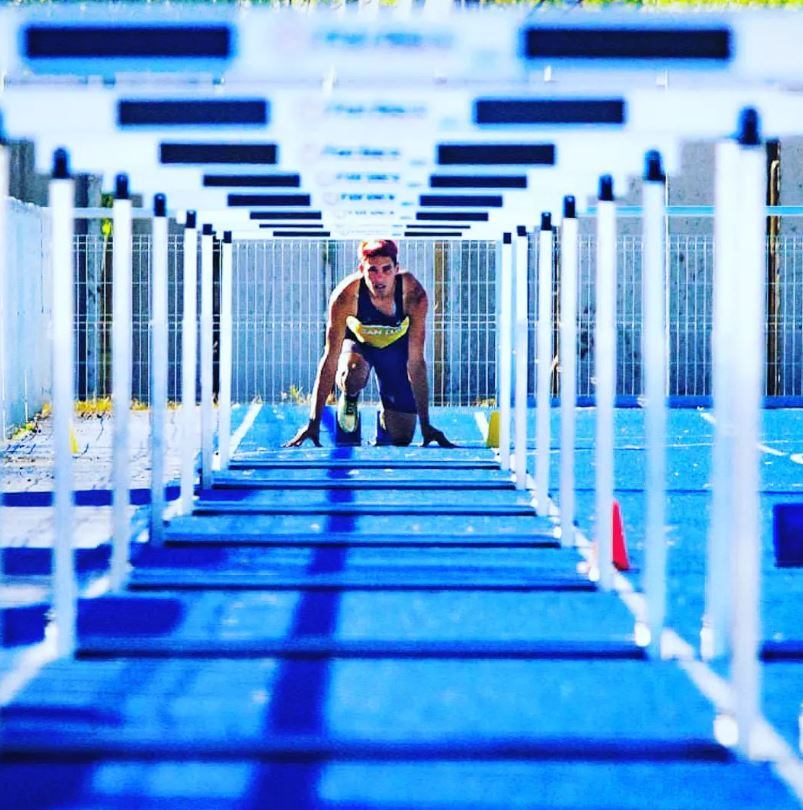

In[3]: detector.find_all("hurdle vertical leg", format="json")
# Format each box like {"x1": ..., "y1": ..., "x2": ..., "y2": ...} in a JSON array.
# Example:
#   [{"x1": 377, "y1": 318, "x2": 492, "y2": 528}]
[
  {"x1": 497, "y1": 232, "x2": 513, "y2": 471},
  {"x1": 559, "y1": 197, "x2": 578, "y2": 547},
  {"x1": 200, "y1": 224, "x2": 215, "y2": 489},
  {"x1": 0, "y1": 131, "x2": 8, "y2": 646},
  {"x1": 513, "y1": 226, "x2": 529, "y2": 489},
  {"x1": 642, "y1": 152, "x2": 668, "y2": 655},
  {"x1": 110, "y1": 175, "x2": 132, "y2": 589},
  {"x1": 535, "y1": 213, "x2": 554, "y2": 517},
  {"x1": 704, "y1": 139, "x2": 740, "y2": 662},
  {"x1": 49, "y1": 149, "x2": 76, "y2": 656},
  {"x1": 730, "y1": 109, "x2": 765, "y2": 759},
  {"x1": 595, "y1": 176, "x2": 617, "y2": 590},
  {"x1": 218, "y1": 231, "x2": 233, "y2": 471},
  {"x1": 180, "y1": 212, "x2": 198, "y2": 514},
  {"x1": 149, "y1": 194, "x2": 168, "y2": 546}
]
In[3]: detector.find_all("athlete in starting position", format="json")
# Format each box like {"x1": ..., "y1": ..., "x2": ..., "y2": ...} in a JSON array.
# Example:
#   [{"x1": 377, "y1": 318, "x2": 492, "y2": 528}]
[{"x1": 285, "y1": 239, "x2": 454, "y2": 448}]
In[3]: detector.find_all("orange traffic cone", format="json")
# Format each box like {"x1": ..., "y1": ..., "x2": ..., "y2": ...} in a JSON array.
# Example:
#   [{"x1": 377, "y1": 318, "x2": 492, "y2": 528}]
[{"x1": 612, "y1": 499, "x2": 630, "y2": 571}]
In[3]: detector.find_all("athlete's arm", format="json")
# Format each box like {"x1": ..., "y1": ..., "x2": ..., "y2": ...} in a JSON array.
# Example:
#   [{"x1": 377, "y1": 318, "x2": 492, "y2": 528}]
[
  {"x1": 284, "y1": 282, "x2": 352, "y2": 447},
  {"x1": 404, "y1": 275, "x2": 456, "y2": 448}
]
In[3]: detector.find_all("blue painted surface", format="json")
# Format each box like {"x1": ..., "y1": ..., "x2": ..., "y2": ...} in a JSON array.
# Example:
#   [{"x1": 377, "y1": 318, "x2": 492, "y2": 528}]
[{"x1": 2, "y1": 405, "x2": 803, "y2": 807}]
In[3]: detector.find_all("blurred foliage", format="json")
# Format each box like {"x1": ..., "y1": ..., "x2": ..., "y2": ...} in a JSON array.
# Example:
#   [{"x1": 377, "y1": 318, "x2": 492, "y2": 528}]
[{"x1": 4, "y1": 0, "x2": 803, "y2": 7}]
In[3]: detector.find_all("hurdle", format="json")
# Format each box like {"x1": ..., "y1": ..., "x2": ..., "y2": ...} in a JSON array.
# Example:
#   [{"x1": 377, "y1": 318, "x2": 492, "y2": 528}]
[
  {"x1": 512, "y1": 225, "x2": 528, "y2": 490},
  {"x1": 728, "y1": 109, "x2": 766, "y2": 760},
  {"x1": 49, "y1": 149, "x2": 77, "y2": 657},
  {"x1": 2, "y1": 11, "x2": 803, "y2": 795},
  {"x1": 149, "y1": 194, "x2": 169, "y2": 547},
  {"x1": 199, "y1": 224, "x2": 215, "y2": 490},
  {"x1": 534, "y1": 212, "x2": 554, "y2": 518},
  {"x1": 497, "y1": 232, "x2": 513, "y2": 472},
  {"x1": 594, "y1": 175, "x2": 617, "y2": 591},
  {"x1": 110, "y1": 175, "x2": 133, "y2": 589},
  {"x1": 641, "y1": 151, "x2": 668, "y2": 657},
  {"x1": 179, "y1": 211, "x2": 198, "y2": 515},
  {"x1": 0, "y1": 119, "x2": 7, "y2": 648},
  {"x1": 558, "y1": 196, "x2": 578, "y2": 549}
]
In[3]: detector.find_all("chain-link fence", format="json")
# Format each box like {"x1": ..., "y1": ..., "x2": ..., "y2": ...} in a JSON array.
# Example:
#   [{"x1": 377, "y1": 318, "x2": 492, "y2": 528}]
[{"x1": 66, "y1": 232, "x2": 803, "y2": 407}]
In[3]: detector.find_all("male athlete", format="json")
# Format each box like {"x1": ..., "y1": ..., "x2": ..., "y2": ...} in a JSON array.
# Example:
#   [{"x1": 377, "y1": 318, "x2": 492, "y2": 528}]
[{"x1": 285, "y1": 239, "x2": 454, "y2": 448}]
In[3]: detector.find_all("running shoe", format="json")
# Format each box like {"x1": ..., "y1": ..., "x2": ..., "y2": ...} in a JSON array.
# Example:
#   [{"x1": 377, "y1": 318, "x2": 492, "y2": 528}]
[{"x1": 337, "y1": 392, "x2": 360, "y2": 433}]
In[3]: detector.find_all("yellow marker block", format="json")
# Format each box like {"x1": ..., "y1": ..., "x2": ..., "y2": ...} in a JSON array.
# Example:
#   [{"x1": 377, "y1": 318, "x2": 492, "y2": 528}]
[
  {"x1": 485, "y1": 410, "x2": 500, "y2": 448},
  {"x1": 69, "y1": 423, "x2": 80, "y2": 455}
]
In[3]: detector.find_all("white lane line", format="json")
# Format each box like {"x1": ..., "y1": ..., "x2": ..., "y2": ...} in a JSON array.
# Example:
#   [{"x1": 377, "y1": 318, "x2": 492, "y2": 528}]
[
  {"x1": 0, "y1": 636, "x2": 59, "y2": 706},
  {"x1": 545, "y1": 480, "x2": 803, "y2": 799},
  {"x1": 229, "y1": 400, "x2": 263, "y2": 457},
  {"x1": 699, "y1": 411, "x2": 790, "y2": 458},
  {"x1": 0, "y1": 572, "x2": 112, "y2": 707},
  {"x1": 213, "y1": 400, "x2": 263, "y2": 470},
  {"x1": 473, "y1": 410, "x2": 489, "y2": 441}
]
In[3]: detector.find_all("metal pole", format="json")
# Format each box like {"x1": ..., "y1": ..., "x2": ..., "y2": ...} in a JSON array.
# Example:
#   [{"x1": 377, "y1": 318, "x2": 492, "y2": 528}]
[
  {"x1": 49, "y1": 149, "x2": 76, "y2": 657},
  {"x1": 730, "y1": 109, "x2": 765, "y2": 760},
  {"x1": 513, "y1": 226, "x2": 529, "y2": 489},
  {"x1": 180, "y1": 211, "x2": 198, "y2": 514},
  {"x1": 149, "y1": 194, "x2": 168, "y2": 546},
  {"x1": 200, "y1": 224, "x2": 215, "y2": 489},
  {"x1": 642, "y1": 152, "x2": 668, "y2": 656},
  {"x1": 705, "y1": 138, "x2": 740, "y2": 662},
  {"x1": 498, "y1": 232, "x2": 513, "y2": 471},
  {"x1": 559, "y1": 197, "x2": 578, "y2": 547},
  {"x1": 218, "y1": 231, "x2": 233, "y2": 470},
  {"x1": 595, "y1": 175, "x2": 617, "y2": 591},
  {"x1": 110, "y1": 175, "x2": 132, "y2": 589},
  {"x1": 535, "y1": 212, "x2": 553, "y2": 517}
]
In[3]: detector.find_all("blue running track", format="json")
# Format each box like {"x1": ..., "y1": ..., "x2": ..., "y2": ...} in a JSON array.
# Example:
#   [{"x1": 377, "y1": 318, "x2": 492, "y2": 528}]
[{"x1": 1, "y1": 405, "x2": 801, "y2": 808}]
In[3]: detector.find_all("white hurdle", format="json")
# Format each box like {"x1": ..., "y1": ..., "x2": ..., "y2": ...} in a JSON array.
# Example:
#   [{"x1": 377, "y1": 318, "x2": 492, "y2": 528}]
[
  {"x1": 149, "y1": 194, "x2": 169, "y2": 546},
  {"x1": 704, "y1": 137, "x2": 740, "y2": 662},
  {"x1": 558, "y1": 197, "x2": 578, "y2": 548},
  {"x1": 497, "y1": 232, "x2": 514, "y2": 472},
  {"x1": 641, "y1": 152, "x2": 668, "y2": 656},
  {"x1": 200, "y1": 224, "x2": 215, "y2": 489},
  {"x1": 595, "y1": 175, "x2": 617, "y2": 590},
  {"x1": 0, "y1": 126, "x2": 8, "y2": 646},
  {"x1": 729, "y1": 109, "x2": 766, "y2": 759},
  {"x1": 111, "y1": 175, "x2": 133, "y2": 589},
  {"x1": 513, "y1": 225, "x2": 529, "y2": 490},
  {"x1": 180, "y1": 211, "x2": 198, "y2": 514},
  {"x1": 535, "y1": 213, "x2": 554, "y2": 517},
  {"x1": 49, "y1": 149, "x2": 77, "y2": 656},
  {"x1": 218, "y1": 231, "x2": 234, "y2": 471}
]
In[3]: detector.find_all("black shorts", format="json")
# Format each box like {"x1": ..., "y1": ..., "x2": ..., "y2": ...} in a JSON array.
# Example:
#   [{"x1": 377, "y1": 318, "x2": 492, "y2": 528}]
[{"x1": 341, "y1": 337, "x2": 417, "y2": 414}]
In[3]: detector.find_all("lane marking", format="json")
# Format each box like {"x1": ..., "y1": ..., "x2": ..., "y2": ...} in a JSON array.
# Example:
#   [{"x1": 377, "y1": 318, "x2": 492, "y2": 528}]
[
  {"x1": 542, "y1": 476, "x2": 803, "y2": 799},
  {"x1": 473, "y1": 410, "x2": 489, "y2": 441},
  {"x1": 699, "y1": 411, "x2": 792, "y2": 458},
  {"x1": 229, "y1": 400, "x2": 263, "y2": 457}
]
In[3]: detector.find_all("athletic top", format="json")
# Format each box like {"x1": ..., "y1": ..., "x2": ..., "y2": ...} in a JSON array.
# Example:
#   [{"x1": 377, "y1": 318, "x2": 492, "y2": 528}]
[{"x1": 345, "y1": 276, "x2": 410, "y2": 349}]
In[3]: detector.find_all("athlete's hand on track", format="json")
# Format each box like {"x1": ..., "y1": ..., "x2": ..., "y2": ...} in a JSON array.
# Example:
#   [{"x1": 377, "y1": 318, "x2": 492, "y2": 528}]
[
  {"x1": 283, "y1": 421, "x2": 321, "y2": 448},
  {"x1": 421, "y1": 425, "x2": 456, "y2": 448}
]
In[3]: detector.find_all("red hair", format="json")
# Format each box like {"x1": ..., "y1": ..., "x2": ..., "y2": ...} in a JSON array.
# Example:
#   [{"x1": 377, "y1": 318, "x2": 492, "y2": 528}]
[{"x1": 359, "y1": 239, "x2": 398, "y2": 264}]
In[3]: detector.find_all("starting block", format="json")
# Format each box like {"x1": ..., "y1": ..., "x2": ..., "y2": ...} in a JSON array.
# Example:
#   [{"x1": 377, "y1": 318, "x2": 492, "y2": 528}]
[
  {"x1": 334, "y1": 411, "x2": 361, "y2": 446},
  {"x1": 773, "y1": 503, "x2": 803, "y2": 567}
]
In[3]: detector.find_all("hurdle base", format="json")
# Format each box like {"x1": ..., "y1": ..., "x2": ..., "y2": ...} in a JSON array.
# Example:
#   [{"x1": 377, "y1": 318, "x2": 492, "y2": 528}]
[{"x1": 773, "y1": 503, "x2": 803, "y2": 567}]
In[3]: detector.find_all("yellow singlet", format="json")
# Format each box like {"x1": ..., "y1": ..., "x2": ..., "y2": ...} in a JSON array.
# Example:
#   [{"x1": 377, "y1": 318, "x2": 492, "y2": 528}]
[{"x1": 345, "y1": 315, "x2": 410, "y2": 349}]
